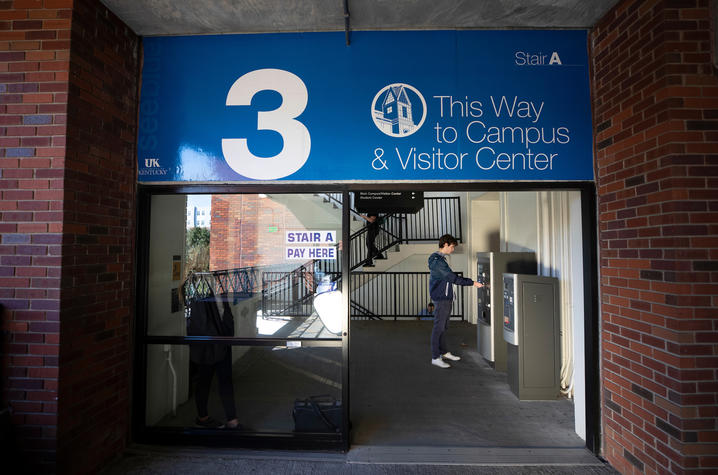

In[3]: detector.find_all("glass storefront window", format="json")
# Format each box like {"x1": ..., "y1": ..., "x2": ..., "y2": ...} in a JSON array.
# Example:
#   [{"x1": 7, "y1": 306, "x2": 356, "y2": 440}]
[
  {"x1": 146, "y1": 193, "x2": 344, "y2": 339},
  {"x1": 137, "y1": 187, "x2": 595, "y2": 451},
  {"x1": 142, "y1": 193, "x2": 345, "y2": 438}
]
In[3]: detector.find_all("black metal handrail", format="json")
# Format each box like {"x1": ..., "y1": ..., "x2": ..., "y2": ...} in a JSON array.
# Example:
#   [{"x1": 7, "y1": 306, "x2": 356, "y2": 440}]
[
  {"x1": 403, "y1": 197, "x2": 462, "y2": 242},
  {"x1": 256, "y1": 194, "x2": 464, "y2": 321},
  {"x1": 305, "y1": 214, "x2": 405, "y2": 274},
  {"x1": 182, "y1": 266, "x2": 258, "y2": 305},
  {"x1": 349, "y1": 214, "x2": 404, "y2": 269},
  {"x1": 350, "y1": 271, "x2": 465, "y2": 321},
  {"x1": 261, "y1": 260, "x2": 318, "y2": 317},
  {"x1": 320, "y1": 193, "x2": 365, "y2": 222},
  {"x1": 258, "y1": 267, "x2": 465, "y2": 321},
  {"x1": 324, "y1": 193, "x2": 462, "y2": 242},
  {"x1": 350, "y1": 300, "x2": 381, "y2": 320}
]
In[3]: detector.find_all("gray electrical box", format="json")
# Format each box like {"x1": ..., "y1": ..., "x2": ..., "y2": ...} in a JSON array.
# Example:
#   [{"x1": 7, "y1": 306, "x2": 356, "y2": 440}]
[
  {"x1": 476, "y1": 252, "x2": 536, "y2": 371},
  {"x1": 503, "y1": 273, "x2": 560, "y2": 400}
]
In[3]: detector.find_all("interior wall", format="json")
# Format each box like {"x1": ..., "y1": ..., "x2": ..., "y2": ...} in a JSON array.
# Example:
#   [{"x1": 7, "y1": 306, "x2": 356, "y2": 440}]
[
  {"x1": 146, "y1": 195, "x2": 189, "y2": 425},
  {"x1": 499, "y1": 190, "x2": 586, "y2": 440},
  {"x1": 569, "y1": 192, "x2": 586, "y2": 439},
  {"x1": 470, "y1": 193, "x2": 501, "y2": 253},
  {"x1": 500, "y1": 192, "x2": 538, "y2": 252},
  {"x1": 468, "y1": 192, "x2": 500, "y2": 324},
  {"x1": 537, "y1": 190, "x2": 586, "y2": 439},
  {"x1": 386, "y1": 248, "x2": 436, "y2": 272}
]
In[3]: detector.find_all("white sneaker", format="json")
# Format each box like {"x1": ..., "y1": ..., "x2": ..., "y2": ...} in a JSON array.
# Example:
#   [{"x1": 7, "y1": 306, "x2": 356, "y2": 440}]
[
  {"x1": 442, "y1": 352, "x2": 461, "y2": 361},
  {"x1": 432, "y1": 357, "x2": 450, "y2": 368}
]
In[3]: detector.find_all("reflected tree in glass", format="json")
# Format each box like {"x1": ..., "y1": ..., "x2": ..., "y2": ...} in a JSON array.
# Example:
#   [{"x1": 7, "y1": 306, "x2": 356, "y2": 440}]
[{"x1": 186, "y1": 226, "x2": 210, "y2": 276}]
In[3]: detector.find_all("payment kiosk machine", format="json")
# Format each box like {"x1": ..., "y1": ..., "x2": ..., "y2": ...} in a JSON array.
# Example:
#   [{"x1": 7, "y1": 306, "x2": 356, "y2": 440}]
[
  {"x1": 476, "y1": 252, "x2": 536, "y2": 371},
  {"x1": 503, "y1": 273, "x2": 560, "y2": 400}
]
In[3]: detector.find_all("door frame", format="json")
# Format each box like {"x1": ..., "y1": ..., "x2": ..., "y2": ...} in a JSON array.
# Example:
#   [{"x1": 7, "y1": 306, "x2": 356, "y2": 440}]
[{"x1": 133, "y1": 181, "x2": 599, "y2": 455}]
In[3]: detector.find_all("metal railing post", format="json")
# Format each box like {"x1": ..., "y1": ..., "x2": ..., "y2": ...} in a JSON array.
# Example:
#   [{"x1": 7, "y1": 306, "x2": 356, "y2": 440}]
[{"x1": 392, "y1": 274, "x2": 397, "y2": 320}]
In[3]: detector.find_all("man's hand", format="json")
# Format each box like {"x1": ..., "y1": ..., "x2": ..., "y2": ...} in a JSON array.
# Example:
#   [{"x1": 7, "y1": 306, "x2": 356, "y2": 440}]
[{"x1": 473, "y1": 281, "x2": 484, "y2": 288}]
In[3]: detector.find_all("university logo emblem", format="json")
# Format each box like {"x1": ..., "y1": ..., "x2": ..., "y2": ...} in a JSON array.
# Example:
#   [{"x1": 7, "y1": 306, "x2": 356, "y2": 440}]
[{"x1": 371, "y1": 83, "x2": 427, "y2": 137}]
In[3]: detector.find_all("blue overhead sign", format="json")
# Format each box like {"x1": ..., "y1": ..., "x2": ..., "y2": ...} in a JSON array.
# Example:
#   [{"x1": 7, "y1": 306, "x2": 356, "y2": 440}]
[{"x1": 138, "y1": 30, "x2": 593, "y2": 182}]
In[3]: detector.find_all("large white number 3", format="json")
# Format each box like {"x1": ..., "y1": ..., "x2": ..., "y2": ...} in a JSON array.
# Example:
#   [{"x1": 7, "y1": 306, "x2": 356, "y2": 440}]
[{"x1": 222, "y1": 69, "x2": 311, "y2": 180}]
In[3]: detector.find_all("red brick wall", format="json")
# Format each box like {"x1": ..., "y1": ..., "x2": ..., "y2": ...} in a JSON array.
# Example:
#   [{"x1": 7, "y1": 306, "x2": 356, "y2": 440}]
[
  {"x1": 210, "y1": 195, "x2": 258, "y2": 269},
  {"x1": 210, "y1": 194, "x2": 305, "y2": 270},
  {"x1": 57, "y1": 0, "x2": 138, "y2": 472},
  {"x1": 1, "y1": 0, "x2": 72, "y2": 471},
  {"x1": 1, "y1": 0, "x2": 138, "y2": 472},
  {"x1": 592, "y1": 1, "x2": 718, "y2": 473}
]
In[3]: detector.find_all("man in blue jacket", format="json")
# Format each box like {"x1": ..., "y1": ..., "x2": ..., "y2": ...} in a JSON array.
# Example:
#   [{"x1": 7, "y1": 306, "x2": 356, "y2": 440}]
[{"x1": 428, "y1": 234, "x2": 483, "y2": 368}]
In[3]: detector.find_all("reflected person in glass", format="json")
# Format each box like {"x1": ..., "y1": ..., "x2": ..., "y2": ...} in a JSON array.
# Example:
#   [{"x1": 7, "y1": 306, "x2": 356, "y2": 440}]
[{"x1": 182, "y1": 276, "x2": 242, "y2": 429}]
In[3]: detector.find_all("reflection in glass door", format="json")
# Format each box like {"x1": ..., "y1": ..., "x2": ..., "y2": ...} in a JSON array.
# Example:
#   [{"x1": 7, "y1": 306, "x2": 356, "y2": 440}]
[{"x1": 139, "y1": 192, "x2": 346, "y2": 445}]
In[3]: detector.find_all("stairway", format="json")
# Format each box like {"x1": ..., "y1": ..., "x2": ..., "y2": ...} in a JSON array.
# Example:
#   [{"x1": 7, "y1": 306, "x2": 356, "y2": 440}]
[
  {"x1": 307, "y1": 193, "x2": 446, "y2": 273},
  {"x1": 359, "y1": 242, "x2": 437, "y2": 272},
  {"x1": 254, "y1": 193, "x2": 465, "y2": 321}
]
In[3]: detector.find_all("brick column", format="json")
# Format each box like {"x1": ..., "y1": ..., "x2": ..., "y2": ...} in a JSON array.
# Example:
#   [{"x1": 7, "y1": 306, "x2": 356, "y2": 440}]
[
  {"x1": 592, "y1": 1, "x2": 717, "y2": 473},
  {"x1": 1, "y1": 0, "x2": 71, "y2": 470},
  {"x1": 58, "y1": 0, "x2": 138, "y2": 472},
  {"x1": 1, "y1": 0, "x2": 138, "y2": 472}
]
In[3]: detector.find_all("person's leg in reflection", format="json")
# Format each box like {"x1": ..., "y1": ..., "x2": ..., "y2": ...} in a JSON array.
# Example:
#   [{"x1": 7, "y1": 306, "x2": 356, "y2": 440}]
[
  {"x1": 194, "y1": 349, "x2": 241, "y2": 429},
  {"x1": 216, "y1": 350, "x2": 241, "y2": 429},
  {"x1": 195, "y1": 362, "x2": 223, "y2": 428}
]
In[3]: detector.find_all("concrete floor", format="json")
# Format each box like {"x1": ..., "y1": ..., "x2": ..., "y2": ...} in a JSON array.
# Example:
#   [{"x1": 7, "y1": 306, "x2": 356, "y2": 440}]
[
  {"x1": 102, "y1": 445, "x2": 618, "y2": 474},
  {"x1": 138, "y1": 319, "x2": 606, "y2": 469},
  {"x1": 102, "y1": 318, "x2": 616, "y2": 472},
  {"x1": 350, "y1": 320, "x2": 583, "y2": 448},
  {"x1": 101, "y1": 320, "x2": 618, "y2": 472}
]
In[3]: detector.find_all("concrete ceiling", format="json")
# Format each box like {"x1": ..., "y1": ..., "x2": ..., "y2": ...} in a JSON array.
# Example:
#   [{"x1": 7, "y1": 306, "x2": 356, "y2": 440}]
[{"x1": 100, "y1": 0, "x2": 620, "y2": 37}]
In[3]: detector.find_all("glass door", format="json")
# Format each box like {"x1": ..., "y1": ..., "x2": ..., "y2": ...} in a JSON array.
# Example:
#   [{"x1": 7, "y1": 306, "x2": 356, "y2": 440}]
[{"x1": 137, "y1": 191, "x2": 347, "y2": 448}]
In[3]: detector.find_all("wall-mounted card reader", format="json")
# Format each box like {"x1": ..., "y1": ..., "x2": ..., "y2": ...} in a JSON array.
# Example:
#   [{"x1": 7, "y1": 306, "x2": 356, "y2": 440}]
[{"x1": 476, "y1": 252, "x2": 536, "y2": 371}]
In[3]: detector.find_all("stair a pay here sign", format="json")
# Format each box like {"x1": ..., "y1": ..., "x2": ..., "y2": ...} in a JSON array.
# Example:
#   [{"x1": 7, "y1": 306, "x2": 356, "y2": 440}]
[
  {"x1": 138, "y1": 30, "x2": 593, "y2": 182},
  {"x1": 286, "y1": 231, "x2": 337, "y2": 260}
]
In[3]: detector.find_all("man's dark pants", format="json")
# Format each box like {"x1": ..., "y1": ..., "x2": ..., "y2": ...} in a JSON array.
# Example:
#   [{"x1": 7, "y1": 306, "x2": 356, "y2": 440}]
[{"x1": 431, "y1": 299, "x2": 452, "y2": 359}]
